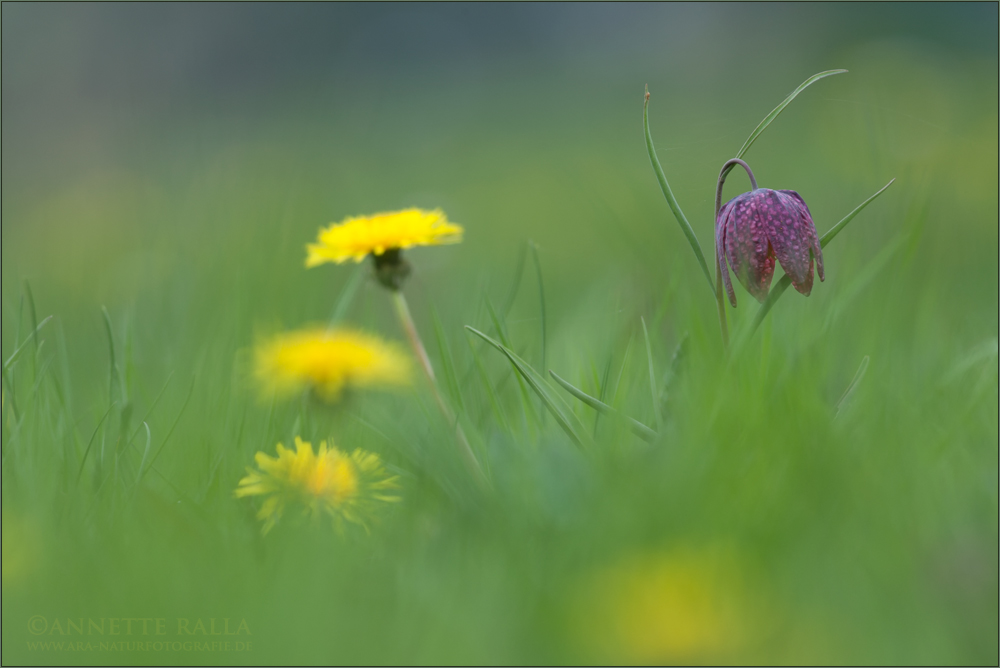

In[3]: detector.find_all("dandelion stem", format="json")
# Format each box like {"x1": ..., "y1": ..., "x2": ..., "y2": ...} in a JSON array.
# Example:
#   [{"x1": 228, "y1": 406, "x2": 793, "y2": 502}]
[{"x1": 391, "y1": 291, "x2": 489, "y2": 489}]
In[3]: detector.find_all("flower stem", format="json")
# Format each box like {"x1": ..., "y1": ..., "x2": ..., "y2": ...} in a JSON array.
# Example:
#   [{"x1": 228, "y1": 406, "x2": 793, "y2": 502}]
[
  {"x1": 713, "y1": 159, "x2": 760, "y2": 349},
  {"x1": 713, "y1": 160, "x2": 756, "y2": 349},
  {"x1": 716, "y1": 159, "x2": 758, "y2": 209},
  {"x1": 714, "y1": 263, "x2": 730, "y2": 350},
  {"x1": 391, "y1": 290, "x2": 489, "y2": 488}
]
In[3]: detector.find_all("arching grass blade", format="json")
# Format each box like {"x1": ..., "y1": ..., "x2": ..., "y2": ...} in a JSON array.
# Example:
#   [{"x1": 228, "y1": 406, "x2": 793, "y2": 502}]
[
  {"x1": 77, "y1": 402, "x2": 117, "y2": 483},
  {"x1": 819, "y1": 179, "x2": 896, "y2": 248},
  {"x1": 465, "y1": 326, "x2": 591, "y2": 450},
  {"x1": 643, "y1": 85, "x2": 714, "y2": 292},
  {"x1": 735, "y1": 70, "x2": 848, "y2": 160},
  {"x1": 640, "y1": 317, "x2": 663, "y2": 429},
  {"x1": 529, "y1": 241, "x2": 547, "y2": 376},
  {"x1": 549, "y1": 370, "x2": 658, "y2": 443},
  {"x1": 3, "y1": 315, "x2": 53, "y2": 373},
  {"x1": 835, "y1": 355, "x2": 870, "y2": 418}
]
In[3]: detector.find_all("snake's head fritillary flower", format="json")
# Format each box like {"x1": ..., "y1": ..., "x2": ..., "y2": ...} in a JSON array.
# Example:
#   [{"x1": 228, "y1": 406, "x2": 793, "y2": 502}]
[
  {"x1": 235, "y1": 437, "x2": 400, "y2": 534},
  {"x1": 254, "y1": 328, "x2": 411, "y2": 402},
  {"x1": 716, "y1": 188, "x2": 824, "y2": 307},
  {"x1": 305, "y1": 208, "x2": 464, "y2": 290}
]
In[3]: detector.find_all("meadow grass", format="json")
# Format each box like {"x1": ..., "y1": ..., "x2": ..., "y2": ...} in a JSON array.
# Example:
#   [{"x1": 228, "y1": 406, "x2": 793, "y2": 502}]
[{"x1": 2, "y1": 53, "x2": 997, "y2": 666}]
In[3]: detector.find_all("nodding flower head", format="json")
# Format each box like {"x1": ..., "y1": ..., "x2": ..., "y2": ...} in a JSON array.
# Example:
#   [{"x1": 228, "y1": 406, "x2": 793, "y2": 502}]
[{"x1": 715, "y1": 160, "x2": 824, "y2": 307}]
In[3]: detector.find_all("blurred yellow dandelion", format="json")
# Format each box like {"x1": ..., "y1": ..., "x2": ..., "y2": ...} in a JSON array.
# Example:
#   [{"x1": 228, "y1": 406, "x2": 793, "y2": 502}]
[
  {"x1": 254, "y1": 328, "x2": 411, "y2": 401},
  {"x1": 235, "y1": 437, "x2": 400, "y2": 534},
  {"x1": 2, "y1": 511, "x2": 43, "y2": 586},
  {"x1": 305, "y1": 207, "x2": 463, "y2": 267},
  {"x1": 573, "y1": 547, "x2": 760, "y2": 664}
]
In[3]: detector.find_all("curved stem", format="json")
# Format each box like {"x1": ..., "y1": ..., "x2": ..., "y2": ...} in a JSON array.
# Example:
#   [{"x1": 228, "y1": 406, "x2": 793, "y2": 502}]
[
  {"x1": 714, "y1": 263, "x2": 730, "y2": 350},
  {"x1": 391, "y1": 291, "x2": 489, "y2": 489},
  {"x1": 712, "y1": 159, "x2": 758, "y2": 350},
  {"x1": 715, "y1": 159, "x2": 758, "y2": 214},
  {"x1": 712, "y1": 158, "x2": 760, "y2": 349}
]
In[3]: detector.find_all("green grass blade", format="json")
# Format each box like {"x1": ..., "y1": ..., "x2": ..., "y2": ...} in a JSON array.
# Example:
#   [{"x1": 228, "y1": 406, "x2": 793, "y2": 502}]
[
  {"x1": 327, "y1": 263, "x2": 365, "y2": 327},
  {"x1": 101, "y1": 307, "x2": 120, "y2": 405},
  {"x1": 501, "y1": 240, "x2": 528, "y2": 317},
  {"x1": 735, "y1": 70, "x2": 848, "y2": 160},
  {"x1": 23, "y1": 281, "x2": 39, "y2": 376},
  {"x1": 747, "y1": 179, "x2": 895, "y2": 337},
  {"x1": 54, "y1": 318, "x2": 75, "y2": 419},
  {"x1": 551, "y1": 368, "x2": 613, "y2": 416},
  {"x1": 943, "y1": 338, "x2": 999, "y2": 385},
  {"x1": 484, "y1": 298, "x2": 512, "y2": 349},
  {"x1": 643, "y1": 85, "x2": 714, "y2": 292},
  {"x1": 135, "y1": 421, "x2": 153, "y2": 486},
  {"x1": 465, "y1": 326, "x2": 590, "y2": 449},
  {"x1": 597, "y1": 356, "x2": 612, "y2": 404},
  {"x1": 465, "y1": 331, "x2": 512, "y2": 434},
  {"x1": 145, "y1": 375, "x2": 196, "y2": 472},
  {"x1": 485, "y1": 298, "x2": 536, "y2": 426},
  {"x1": 549, "y1": 370, "x2": 658, "y2": 443},
  {"x1": 610, "y1": 332, "x2": 635, "y2": 408},
  {"x1": 823, "y1": 234, "x2": 906, "y2": 332},
  {"x1": 125, "y1": 371, "x2": 174, "y2": 448},
  {"x1": 1, "y1": 363, "x2": 21, "y2": 425},
  {"x1": 123, "y1": 315, "x2": 134, "y2": 406},
  {"x1": 667, "y1": 331, "x2": 689, "y2": 381},
  {"x1": 660, "y1": 331, "x2": 690, "y2": 401},
  {"x1": 593, "y1": 355, "x2": 613, "y2": 436},
  {"x1": 530, "y1": 241, "x2": 548, "y2": 425},
  {"x1": 14, "y1": 293, "x2": 24, "y2": 357},
  {"x1": 3, "y1": 315, "x2": 53, "y2": 373},
  {"x1": 819, "y1": 179, "x2": 896, "y2": 248},
  {"x1": 458, "y1": 253, "x2": 528, "y2": 394},
  {"x1": 15, "y1": 356, "x2": 54, "y2": 419},
  {"x1": 529, "y1": 241, "x2": 547, "y2": 375},
  {"x1": 748, "y1": 279, "x2": 792, "y2": 338},
  {"x1": 431, "y1": 307, "x2": 465, "y2": 414},
  {"x1": 77, "y1": 402, "x2": 117, "y2": 483},
  {"x1": 640, "y1": 317, "x2": 663, "y2": 429},
  {"x1": 835, "y1": 355, "x2": 870, "y2": 418}
]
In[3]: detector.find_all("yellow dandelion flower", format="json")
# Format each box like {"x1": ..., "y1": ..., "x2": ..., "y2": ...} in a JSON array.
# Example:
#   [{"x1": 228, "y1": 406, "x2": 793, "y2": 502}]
[
  {"x1": 305, "y1": 208, "x2": 463, "y2": 267},
  {"x1": 2, "y1": 511, "x2": 43, "y2": 586},
  {"x1": 254, "y1": 328, "x2": 411, "y2": 402},
  {"x1": 235, "y1": 437, "x2": 400, "y2": 534},
  {"x1": 572, "y1": 547, "x2": 764, "y2": 664}
]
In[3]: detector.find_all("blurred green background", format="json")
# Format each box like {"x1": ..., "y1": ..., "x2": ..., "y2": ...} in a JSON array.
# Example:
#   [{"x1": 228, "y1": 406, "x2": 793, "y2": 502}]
[{"x1": 2, "y1": 3, "x2": 997, "y2": 665}]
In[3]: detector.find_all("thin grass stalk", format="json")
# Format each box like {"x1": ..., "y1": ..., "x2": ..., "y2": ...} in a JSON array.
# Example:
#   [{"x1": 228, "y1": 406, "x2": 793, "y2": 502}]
[{"x1": 392, "y1": 291, "x2": 489, "y2": 489}]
